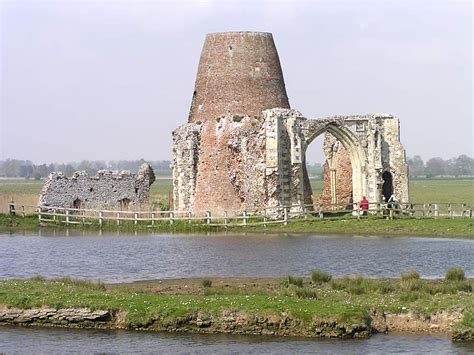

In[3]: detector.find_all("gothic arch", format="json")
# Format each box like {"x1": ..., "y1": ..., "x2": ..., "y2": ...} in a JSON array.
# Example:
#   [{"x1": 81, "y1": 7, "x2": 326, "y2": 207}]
[{"x1": 302, "y1": 120, "x2": 368, "y2": 204}]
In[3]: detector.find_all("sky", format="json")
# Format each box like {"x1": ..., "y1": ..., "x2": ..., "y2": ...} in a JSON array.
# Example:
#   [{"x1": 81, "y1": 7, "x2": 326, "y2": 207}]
[{"x1": 0, "y1": 0, "x2": 472, "y2": 164}]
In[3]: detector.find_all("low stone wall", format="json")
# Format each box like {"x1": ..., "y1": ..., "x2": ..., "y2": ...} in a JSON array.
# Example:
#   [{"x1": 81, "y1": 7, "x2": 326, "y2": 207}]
[
  {"x1": 0, "y1": 306, "x2": 113, "y2": 328},
  {"x1": 38, "y1": 163, "x2": 155, "y2": 210}
]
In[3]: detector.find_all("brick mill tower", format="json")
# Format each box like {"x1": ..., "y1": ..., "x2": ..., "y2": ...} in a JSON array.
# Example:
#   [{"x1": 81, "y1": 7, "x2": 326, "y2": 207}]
[
  {"x1": 172, "y1": 32, "x2": 409, "y2": 215},
  {"x1": 182, "y1": 31, "x2": 290, "y2": 212}
]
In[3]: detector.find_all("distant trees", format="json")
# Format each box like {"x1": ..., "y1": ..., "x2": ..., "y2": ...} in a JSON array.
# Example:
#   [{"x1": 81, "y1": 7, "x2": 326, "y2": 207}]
[
  {"x1": 306, "y1": 163, "x2": 324, "y2": 179},
  {"x1": 0, "y1": 155, "x2": 472, "y2": 179},
  {"x1": 0, "y1": 159, "x2": 172, "y2": 179},
  {"x1": 407, "y1": 154, "x2": 474, "y2": 178}
]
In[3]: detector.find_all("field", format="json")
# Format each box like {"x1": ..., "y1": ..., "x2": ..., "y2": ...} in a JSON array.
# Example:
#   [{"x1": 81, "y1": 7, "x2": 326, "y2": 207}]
[{"x1": 0, "y1": 178, "x2": 472, "y2": 214}]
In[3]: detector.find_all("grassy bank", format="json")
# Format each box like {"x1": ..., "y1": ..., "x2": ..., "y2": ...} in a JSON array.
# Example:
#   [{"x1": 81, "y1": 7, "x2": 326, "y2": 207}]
[
  {"x1": 0, "y1": 213, "x2": 473, "y2": 238},
  {"x1": 0, "y1": 273, "x2": 472, "y2": 339}
]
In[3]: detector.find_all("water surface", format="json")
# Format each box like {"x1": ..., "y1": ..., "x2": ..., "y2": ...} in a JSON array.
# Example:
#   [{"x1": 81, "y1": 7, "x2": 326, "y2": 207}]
[
  {"x1": 0, "y1": 326, "x2": 473, "y2": 354},
  {"x1": 1, "y1": 231, "x2": 472, "y2": 282}
]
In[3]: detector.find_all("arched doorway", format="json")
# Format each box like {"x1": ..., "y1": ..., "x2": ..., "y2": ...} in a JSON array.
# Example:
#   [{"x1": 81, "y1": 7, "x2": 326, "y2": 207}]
[
  {"x1": 303, "y1": 122, "x2": 367, "y2": 209},
  {"x1": 72, "y1": 198, "x2": 83, "y2": 209},
  {"x1": 382, "y1": 171, "x2": 393, "y2": 202}
]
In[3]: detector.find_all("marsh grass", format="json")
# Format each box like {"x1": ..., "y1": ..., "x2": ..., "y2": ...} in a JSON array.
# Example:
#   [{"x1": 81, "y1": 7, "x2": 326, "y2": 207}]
[
  {"x1": 446, "y1": 268, "x2": 466, "y2": 282},
  {"x1": 311, "y1": 270, "x2": 332, "y2": 284},
  {"x1": 287, "y1": 275, "x2": 304, "y2": 288},
  {"x1": 201, "y1": 279, "x2": 212, "y2": 288}
]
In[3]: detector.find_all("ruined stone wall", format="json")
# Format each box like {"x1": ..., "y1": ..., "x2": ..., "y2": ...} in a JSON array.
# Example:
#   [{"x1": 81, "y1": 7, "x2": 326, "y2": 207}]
[
  {"x1": 172, "y1": 115, "x2": 267, "y2": 214},
  {"x1": 319, "y1": 137, "x2": 353, "y2": 209},
  {"x1": 173, "y1": 31, "x2": 409, "y2": 215},
  {"x1": 380, "y1": 118, "x2": 409, "y2": 203},
  {"x1": 38, "y1": 163, "x2": 155, "y2": 210}
]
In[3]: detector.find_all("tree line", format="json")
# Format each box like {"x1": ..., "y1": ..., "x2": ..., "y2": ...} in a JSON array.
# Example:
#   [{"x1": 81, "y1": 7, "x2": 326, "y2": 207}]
[
  {"x1": 0, "y1": 155, "x2": 472, "y2": 179},
  {"x1": 408, "y1": 155, "x2": 473, "y2": 178},
  {"x1": 0, "y1": 159, "x2": 172, "y2": 179}
]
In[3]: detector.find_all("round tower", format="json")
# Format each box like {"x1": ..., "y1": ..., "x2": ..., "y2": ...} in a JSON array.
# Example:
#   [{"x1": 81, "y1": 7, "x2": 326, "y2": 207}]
[{"x1": 188, "y1": 31, "x2": 290, "y2": 123}]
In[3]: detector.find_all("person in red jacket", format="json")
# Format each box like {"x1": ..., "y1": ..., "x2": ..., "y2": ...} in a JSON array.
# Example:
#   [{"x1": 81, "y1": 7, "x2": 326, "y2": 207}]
[{"x1": 360, "y1": 196, "x2": 369, "y2": 215}]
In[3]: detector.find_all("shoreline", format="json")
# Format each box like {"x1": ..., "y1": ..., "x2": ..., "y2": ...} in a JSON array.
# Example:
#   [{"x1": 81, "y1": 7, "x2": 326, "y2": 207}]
[
  {"x1": 0, "y1": 277, "x2": 472, "y2": 341},
  {"x1": 1, "y1": 214, "x2": 473, "y2": 238}
]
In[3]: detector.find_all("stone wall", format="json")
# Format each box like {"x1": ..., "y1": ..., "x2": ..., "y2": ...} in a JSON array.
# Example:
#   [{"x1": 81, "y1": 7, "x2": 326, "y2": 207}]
[{"x1": 38, "y1": 163, "x2": 155, "y2": 210}]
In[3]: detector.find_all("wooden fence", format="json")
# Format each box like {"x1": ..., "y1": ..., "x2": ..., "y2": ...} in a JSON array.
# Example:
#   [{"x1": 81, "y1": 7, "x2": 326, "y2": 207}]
[{"x1": 7, "y1": 199, "x2": 473, "y2": 228}]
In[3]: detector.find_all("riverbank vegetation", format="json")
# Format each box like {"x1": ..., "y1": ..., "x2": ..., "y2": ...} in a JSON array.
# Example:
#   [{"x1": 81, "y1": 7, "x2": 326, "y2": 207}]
[
  {"x1": 0, "y1": 213, "x2": 472, "y2": 238},
  {"x1": 0, "y1": 270, "x2": 472, "y2": 340}
]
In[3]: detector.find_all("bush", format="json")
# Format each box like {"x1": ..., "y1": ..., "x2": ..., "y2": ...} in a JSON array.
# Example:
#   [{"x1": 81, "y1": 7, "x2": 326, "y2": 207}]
[
  {"x1": 295, "y1": 288, "x2": 318, "y2": 299},
  {"x1": 311, "y1": 270, "x2": 332, "y2": 284},
  {"x1": 201, "y1": 279, "x2": 212, "y2": 288},
  {"x1": 287, "y1": 275, "x2": 304, "y2": 288},
  {"x1": 400, "y1": 271, "x2": 420, "y2": 281},
  {"x1": 445, "y1": 268, "x2": 465, "y2": 282},
  {"x1": 232, "y1": 115, "x2": 243, "y2": 122}
]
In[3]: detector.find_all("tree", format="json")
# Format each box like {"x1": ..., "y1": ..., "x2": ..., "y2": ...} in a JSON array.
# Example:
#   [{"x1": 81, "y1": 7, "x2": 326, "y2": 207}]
[
  {"x1": 452, "y1": 154, "x2": 474, "y2": 177},
  {"x1": 407, "y1": 155, "x2": 425, "y2": 178},
  {"x1": 425, "y1": 157, "x2": 447, "y2": 178}
]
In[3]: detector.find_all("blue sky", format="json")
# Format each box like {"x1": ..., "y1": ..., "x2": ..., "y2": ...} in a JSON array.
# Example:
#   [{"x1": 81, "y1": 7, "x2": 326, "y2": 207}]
[{"x1": 1, "y1": 0, "x2": 472, "y2": 163}]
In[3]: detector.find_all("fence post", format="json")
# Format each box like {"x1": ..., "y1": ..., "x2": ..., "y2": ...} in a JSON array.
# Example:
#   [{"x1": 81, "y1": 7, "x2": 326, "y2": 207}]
[
  {"x1": 117, "y1": 212, "x2": 120, "y2": 226},
  {"x1": 356, "y1": 202, "x2": 361, "y2": 220},
  {"x1": 224, "y1": 211, "x2": 228, "y2": 226},
  {"x1": 170, "y1": 212, "x2": 174, "y2": 225},
  {"x1": 319, "y1": 208, "x2": 323, "y2": 220},
  {"x1": 21, "y1": 205, "x2": 25, "y2": 218},
  {"x1": 188, "y1": 211, "x2": 192, "y2": 224},
  {"x1": 389, "y1": 208, "x2": 393, "y2": 220},
  {"x1": 243, "y1": 210, "x2": 247, "y2": 225},
  {"x1": 65, "y1": 209, "x2": 70, "y2": 225},
  {"x1": 448, "y1": 204, "x2": 453, "y2": 219},
  {"x1": 134, "y1": 212, "x2": 138, "y2": 225},
  {"x1": 53, "y1": 208, "x2": 57, "y2": 222},
  {"x1": 206, "y1": 211, "x2": 211, "y2": 225},
  {"x1": 9, "y1": 197, "x2": 16, "y2": 216},
  {"x1": 99, "y1": 211, "x2": 103, "y2": 226},
  {"x1": 284, "y1": 207, "x2": 288, "y2": 226},
  {"x1": 461, "y1": 204, "x2": 466, "y2": 218},
  {"x1": 263, "y1": 216, "x2": 267, "y2": 228},
  {"x1": 434, "y1": 204, "x2": 439, "y2": 218},
  {"x1": 38, "y1": 207, "x2": 42, "y2": 223}
]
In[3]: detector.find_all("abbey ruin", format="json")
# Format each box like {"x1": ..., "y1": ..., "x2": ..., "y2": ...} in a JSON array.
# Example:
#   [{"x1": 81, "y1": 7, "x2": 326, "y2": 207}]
[
  {"x1": 39, "y1": 163, "x2": 155, "y2": 210},
  {"x1": 172, "y1": 31, "x2": 409, "y2": 215}
]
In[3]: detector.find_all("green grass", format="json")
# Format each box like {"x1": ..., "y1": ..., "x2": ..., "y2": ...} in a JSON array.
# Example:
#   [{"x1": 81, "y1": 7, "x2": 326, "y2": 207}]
[
  {"x1": 0, "y1": 276, "x2": 472, "y2": 333},
  {"x1": 247, "y1": 217, "x2": 473, "y2": 238},
  {"x1": 409, "y1": 179, "x2": 474, "y2": 205}
]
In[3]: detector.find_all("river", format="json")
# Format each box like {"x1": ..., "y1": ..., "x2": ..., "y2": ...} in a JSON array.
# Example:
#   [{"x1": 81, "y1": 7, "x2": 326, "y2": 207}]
[{"x1": 0, "y1": 231, "x2": 472, "y2": 282}]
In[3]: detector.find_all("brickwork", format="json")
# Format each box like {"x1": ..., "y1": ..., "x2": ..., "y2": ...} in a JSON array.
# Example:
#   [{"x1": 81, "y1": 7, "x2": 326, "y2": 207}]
[{"x1": 188, "y1": 32, "x2": 289, "y2": 124}]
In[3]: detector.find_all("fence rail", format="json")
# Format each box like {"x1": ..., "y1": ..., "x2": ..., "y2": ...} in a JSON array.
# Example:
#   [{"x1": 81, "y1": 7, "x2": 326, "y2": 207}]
[{"x1": 6, "y1": 199, "x2": 473, "y2": 228}]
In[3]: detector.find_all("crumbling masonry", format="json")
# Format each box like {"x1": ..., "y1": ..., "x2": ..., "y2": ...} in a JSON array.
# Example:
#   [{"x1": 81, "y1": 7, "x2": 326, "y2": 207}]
[
  {"x1": 173, "y1": 32, "x2": 409, "y2": 214},
  {"x1": 39, "y1": 163, "x2": 155, "y2": 210}
]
